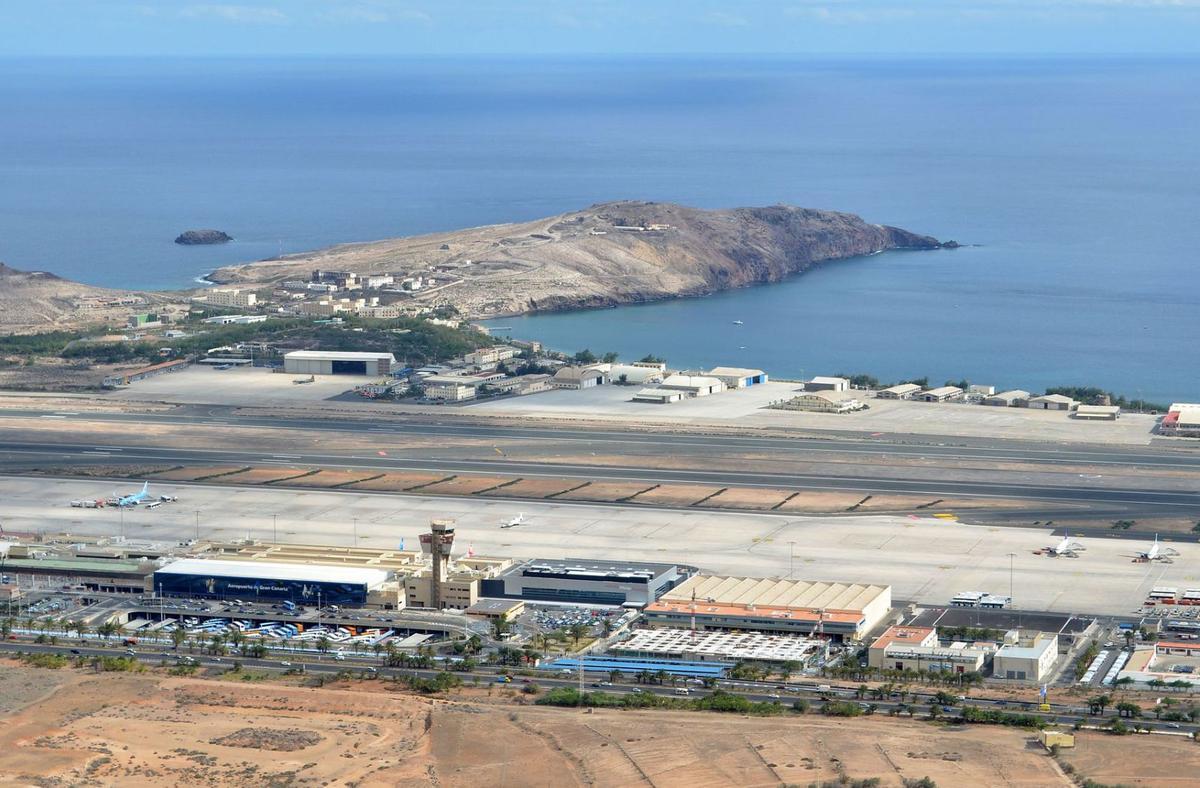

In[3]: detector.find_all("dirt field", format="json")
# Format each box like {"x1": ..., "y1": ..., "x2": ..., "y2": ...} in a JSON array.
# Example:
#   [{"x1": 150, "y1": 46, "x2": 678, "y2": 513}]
[{"x1": 5, "y1": 661, "x2": 1199, "y2": 787}]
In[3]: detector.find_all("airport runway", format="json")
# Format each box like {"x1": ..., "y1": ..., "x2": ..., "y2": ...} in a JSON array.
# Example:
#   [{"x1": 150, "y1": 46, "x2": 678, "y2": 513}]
[
  {"x1": 5, "y1": 405, "x2": 1200, "y2": 468},
  {"x1": 0, "y1": 438, "x2": 1197, "y2": 509}
]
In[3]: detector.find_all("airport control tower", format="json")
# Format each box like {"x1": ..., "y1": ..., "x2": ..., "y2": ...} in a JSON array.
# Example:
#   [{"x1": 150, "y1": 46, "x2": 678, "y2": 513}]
[{"x1": 419, "y1": 518, "x2": 456, "y2": 609}]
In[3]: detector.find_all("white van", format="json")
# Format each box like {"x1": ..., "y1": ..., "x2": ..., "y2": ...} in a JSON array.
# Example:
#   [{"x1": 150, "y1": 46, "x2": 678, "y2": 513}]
[{"x1": 674, "y1": 687, "x2": 690, "y2": 696}]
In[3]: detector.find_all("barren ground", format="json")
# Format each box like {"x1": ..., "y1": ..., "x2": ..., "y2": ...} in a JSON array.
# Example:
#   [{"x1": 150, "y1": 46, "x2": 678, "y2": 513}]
[{"x1": 2, "y1": 662, "x2": 1197, "y2": 787}]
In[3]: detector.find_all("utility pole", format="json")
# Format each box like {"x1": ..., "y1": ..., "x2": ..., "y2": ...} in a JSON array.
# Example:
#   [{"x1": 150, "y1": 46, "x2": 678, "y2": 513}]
[
  {"x1": 1006, "y1": 552, "x2": 1019, "y2": 628},
  {"x1": 788, "y1": 541, "x2": 796, "y2": 579},
  {"x1": 273, "y1": 514, "x2": 278, "y2": 545},
  {"x1": 194, "y1": 510, "x2": 200, "y2": 541},
  {"x1": 353, "y1": 517, "x2": 358, "y2": 547}
]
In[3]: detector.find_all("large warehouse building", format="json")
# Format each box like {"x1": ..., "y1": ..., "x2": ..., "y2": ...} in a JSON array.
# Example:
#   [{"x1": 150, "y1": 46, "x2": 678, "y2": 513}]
[
  {"x1": 642, "y1": 575, "x2": 892, "y2": 641},
  {"x1": 484, "y1": 558, "x2": 691, "y2": 607},
  {"x1": 283, "y1": 350, "x2": 394, "y2": 376},
  {"x1": 152, "y1": 559, "x2": 390, "y2": 606}
]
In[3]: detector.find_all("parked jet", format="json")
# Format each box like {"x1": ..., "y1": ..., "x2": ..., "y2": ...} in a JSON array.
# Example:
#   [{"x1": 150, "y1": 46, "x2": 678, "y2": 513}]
[
  {"x1": 500, "y1": 513, "x2": 527, "y2": 529},
  {"x1": 113, "y1": 482, "x2": 153, "y2": 508},
  {"x1": 1040, "y1": 531, "x2": 1085, "y2": 558},
  {"x1": 1135, "y1": 535, "x2": 1179, "y2": 563}
]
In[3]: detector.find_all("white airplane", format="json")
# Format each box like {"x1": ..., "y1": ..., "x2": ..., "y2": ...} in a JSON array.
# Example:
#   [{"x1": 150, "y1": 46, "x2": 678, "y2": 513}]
[
  {"x1": 1136, "y1": 534, "x2": 1179, "y2": 562},
  {"x1": 500, "y1": 513, "x2": 527, "y2": 529},
  {"x1": 1043, "y1": 531, "x2": 1086, "y2": 558}
]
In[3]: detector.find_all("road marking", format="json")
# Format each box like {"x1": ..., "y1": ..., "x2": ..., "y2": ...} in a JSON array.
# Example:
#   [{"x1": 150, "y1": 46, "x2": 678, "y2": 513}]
[{"x1": 39, "y1": 415, "x2": 67, "y2": 419}]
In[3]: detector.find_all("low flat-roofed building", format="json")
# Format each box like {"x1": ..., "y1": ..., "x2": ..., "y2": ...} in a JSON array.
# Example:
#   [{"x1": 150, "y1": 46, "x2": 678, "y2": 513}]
[
  {"x1": 488, "y1": 558, "x2": 690, "y2": 607},
  {"x1": 877, "y1": 383, "x2": 922, "y2": 400},
  {"x1": 646, "y1": 575, "x2": 892, "y2": 641},
  {"x1": 632, "y1": 387, "x2": 685, "y2": 404},
  {"x1": 283, "y1": 350, "x2": 394, "y2": 376},
  {"x1": 984, "y1": 389, "x2": 1030, "y2": 407},
  {"x1": 868, "y1": 625, "x2": 987, "y2": 673},
  {"x1": 466, "y1": 598, "x2": 526, "y2": 619},
  {"x1": 776, "y1": 391, "x2": 865, "y2": 413},
  {"x1": 614, "y1": 628, "x2": 824, "y2": 664},
  {"x1": 1027, "y1": 394, "x2": 1078, "y2": 411},
  {"x1": 658, "y1": 374, "x2": 725, "y2": 396},
  {"x1": 153, "y1": 558, "x2": 391, "y2": 607},
  {"x1": 1160, "y1": 405, "x2": 1200, "y2": 437},
  {"x1": 993, "y1": 632, "x2": 1058, "y2": 682},
  {"x1": 422, "y1": 374, "x2": 484, "y2": 401},
  {"x1": 1116, "y1": 641, "x2": 1200, "y2": 688},
  {"x1": 805, "y1": 376, "x2": 849, "y2": 392},
  {"x1": 967, "y1": 384, "x2": 996, "y2": 396},
  {"x1": 486, "y1": 374, "x2": 552, "y2": 396},
  {"x1": 1073, "y1": 404, "x2": 1121, "y2": 420},
  {"x1": 706, "y1": 367, "x2": 768, "y2": 388},
  {"x1": 102, "y1": 359, "x2": 190, "y2": 388},
  {"x1": 917, "y1": 386, "x2": 963, "y2": 403}
]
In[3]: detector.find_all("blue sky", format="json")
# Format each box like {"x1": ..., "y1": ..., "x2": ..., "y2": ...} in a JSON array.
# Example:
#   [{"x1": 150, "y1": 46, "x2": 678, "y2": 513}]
[{"x1": 1, "y1": 1, "x2": 1198, "y2": 56}]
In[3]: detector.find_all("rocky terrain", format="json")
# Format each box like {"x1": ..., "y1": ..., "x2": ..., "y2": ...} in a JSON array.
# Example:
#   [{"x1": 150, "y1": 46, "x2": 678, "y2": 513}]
[
  {"x1": 0, "y1": 262, "x2": 159, "y2": 334},
  {"x1": 175, "y1": 229, "x2": 232, "y2": 245},
  {"x1": 207, "y1": 201, "x2": 948, "y2": 318}
]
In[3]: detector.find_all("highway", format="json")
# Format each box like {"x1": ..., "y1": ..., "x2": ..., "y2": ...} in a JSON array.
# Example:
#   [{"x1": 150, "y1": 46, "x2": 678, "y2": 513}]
[
  {"x1": 1, "y1": 639, "x2": 1193, "y2": 735},
  {"x1": 0, "y1": 437, "x2": 1198, "y2": 509}
]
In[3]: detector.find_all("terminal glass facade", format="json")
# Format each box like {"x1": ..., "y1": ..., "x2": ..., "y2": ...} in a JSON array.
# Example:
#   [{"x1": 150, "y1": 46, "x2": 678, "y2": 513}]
[{"x1": 153, "y1": 571, "x2": 369, "y2": 605}]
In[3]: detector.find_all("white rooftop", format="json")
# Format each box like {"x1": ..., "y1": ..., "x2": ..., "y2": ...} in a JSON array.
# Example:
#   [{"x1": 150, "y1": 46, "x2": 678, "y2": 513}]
[
  {"x1": 283, "y1": 350, "x2": 394, "y2": 361},
  {"x1": 616, "y1": 628, "x2": 822, "y2": 663},
  {"x1": 156, "y1": 558, "x2": 389, "y2": 587},
  {"x1": 707, "y1": 367, "x2": 766, "y2": 377}
]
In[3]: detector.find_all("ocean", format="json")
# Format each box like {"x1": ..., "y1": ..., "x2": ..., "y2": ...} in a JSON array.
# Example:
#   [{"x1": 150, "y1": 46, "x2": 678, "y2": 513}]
[{"x1": 1, "y1": 56, "x2": 1197, "y2": 401}]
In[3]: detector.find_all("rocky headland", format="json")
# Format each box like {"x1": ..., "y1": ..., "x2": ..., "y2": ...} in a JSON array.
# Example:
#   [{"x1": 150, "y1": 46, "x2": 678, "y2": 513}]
[{"x1": 207, "y1": 201, "x2": 950, "y2": 318}]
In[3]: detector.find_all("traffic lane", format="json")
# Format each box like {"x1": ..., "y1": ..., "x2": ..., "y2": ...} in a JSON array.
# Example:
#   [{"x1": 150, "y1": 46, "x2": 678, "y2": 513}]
[
  {"x1": 1, "y1": 441, "x2": 1198, "y2": 507},
  {"x1": 1, "y1": 643, "x2": 1191, "y2": 733},
  {"x1": 3, "y1": 406, "x2": 1200, "y2": 469}
]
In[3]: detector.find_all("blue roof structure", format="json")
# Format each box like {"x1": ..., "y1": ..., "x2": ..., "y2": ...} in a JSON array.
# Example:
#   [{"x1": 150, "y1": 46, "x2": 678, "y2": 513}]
[{"x1": 539, "y1": 655, "x2": 730, "y2": 677}]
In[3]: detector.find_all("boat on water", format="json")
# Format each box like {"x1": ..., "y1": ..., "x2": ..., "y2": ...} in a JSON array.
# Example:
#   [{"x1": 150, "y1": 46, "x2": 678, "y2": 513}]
[{"x1": 732, "y1": 320, "x2": 744, "y2": 325}]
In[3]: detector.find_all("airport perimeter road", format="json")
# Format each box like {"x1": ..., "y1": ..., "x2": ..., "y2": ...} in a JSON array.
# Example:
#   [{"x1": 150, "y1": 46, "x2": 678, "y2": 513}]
[
  {"x1": 0, "y1": 438, "x2": 1197, "y2": 509},
  {"x1": 2, "y1": 641, "x2": 1195, "y2": 736},
  {"x1": 4, "y1": 406, "x2": 1200, "y2": 469}
]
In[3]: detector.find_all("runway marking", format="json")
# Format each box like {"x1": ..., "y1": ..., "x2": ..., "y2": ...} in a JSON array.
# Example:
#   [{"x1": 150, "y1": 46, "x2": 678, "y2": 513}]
[{"x1": 38, "y1": 415, "x2": 66, "y2": 419}]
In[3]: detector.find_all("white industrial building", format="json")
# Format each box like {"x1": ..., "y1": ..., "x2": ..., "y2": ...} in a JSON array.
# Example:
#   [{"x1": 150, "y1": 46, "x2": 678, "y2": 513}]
[
  {"x1": 805, "y1": 376, "x2": 849, "y2": 392},
  {"x1": 1073, "y1": 404, "x2": 1121, "y2": 420},
  {"x1": 993, "y1": 632, "x2": 1059, "y2": 682},
  {"x1": 917, "y1": 386, "x2": 963, "y2": 402},
  {"x1": 282, "y1": 350, "x2": 394, "y2": 376},
  {"x1": 551, "y1": 366, "x2": 609, "y2": 389},
  {"x1": 706, "y1": 367, "x2": 768, "y2": 389},
  {"x1": 778, "y1": 391, "x2": 866, "y2": 413},
  {"x1": 877, "y1": 383, "x2": 922, "y2": 400},
  {"x1": 657, "y1": 374, "x2": 725, "y2": 397},
  {"x1": 607, "y1": 364, "x2": 665, "y2": 385},
  {"x1": 983, "y1": 389, "x2": 1030, "y2": 407},
  {"x1": 632, "y1": 388, "x2": 685, "y2": 404},
  {"x1": 1161, "y1": 404, "x2": 1200, "y2": 437},
  {"x1": 1026, "y1": 394, "x2": 1078, "y2": 411}
]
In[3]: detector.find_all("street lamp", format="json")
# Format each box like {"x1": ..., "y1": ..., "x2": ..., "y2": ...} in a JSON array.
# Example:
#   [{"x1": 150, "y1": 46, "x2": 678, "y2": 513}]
[
  {"x1": 273, "y1": 514, "x2": 278, "y2": 545},
  {"x1": 788, "y1": 541, "x2": 796, "y2": 579},
  {"x1": 352, "y1": 517, "x2": 358, "y2": 547}
]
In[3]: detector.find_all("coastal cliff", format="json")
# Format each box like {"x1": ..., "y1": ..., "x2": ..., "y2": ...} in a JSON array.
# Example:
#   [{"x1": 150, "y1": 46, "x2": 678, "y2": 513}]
[{"x1": 207, "y1": 201, "x2": 948, "y2": 318}]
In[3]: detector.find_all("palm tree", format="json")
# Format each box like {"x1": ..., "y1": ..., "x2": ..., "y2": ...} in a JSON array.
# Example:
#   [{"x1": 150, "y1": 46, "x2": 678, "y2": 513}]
[
  {"x1": 568, "y1": 623, "x2": 589, "y2": 646},
  {"x1": 609, "y1": 669, "x2": 623, "y2": 684},
  {"x1": 779, "y1": 660, "x2": 800, "y2": 683},
  {"x1": 600, "y1": 618, "x2": 614, "y2": 638},
  {"x1": 171, "y1": 627, "x2": 187, "y2": 651},
  {"x1": 316, "y1": 636, "x2": 331, "y2": 655},
  {"x1": 0, "y1": 617, "x2": 13, "y2": 640},
  {"x1": 96, "y1": 621, "x2": 118, "y2": 642}
]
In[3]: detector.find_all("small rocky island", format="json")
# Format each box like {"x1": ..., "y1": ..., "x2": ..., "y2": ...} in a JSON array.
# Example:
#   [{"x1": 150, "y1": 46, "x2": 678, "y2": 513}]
[{"x1": 175, "y1": 229, "x2": 232, "y2": 245}]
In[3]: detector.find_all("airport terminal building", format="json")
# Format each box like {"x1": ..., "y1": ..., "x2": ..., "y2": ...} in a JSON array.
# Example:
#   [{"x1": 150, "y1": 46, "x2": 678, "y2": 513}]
[{"x1": 152, "y1": 559, "x2": 390, "y2": 606}]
